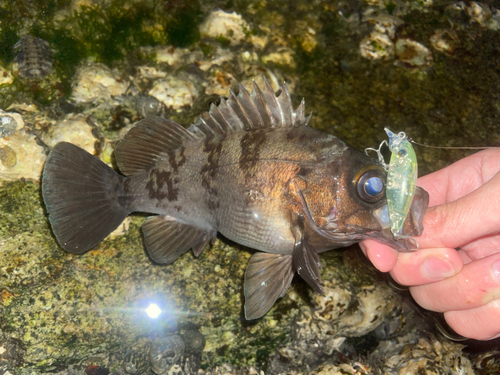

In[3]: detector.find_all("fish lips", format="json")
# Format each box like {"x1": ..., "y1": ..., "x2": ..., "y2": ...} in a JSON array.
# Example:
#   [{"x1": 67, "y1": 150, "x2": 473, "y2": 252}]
[{"x1": 371, "y1": 186, "x2": 430, "y2": 251}]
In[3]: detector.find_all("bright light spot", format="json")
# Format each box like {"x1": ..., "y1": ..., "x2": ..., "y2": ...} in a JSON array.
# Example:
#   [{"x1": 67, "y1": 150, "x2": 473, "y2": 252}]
[{"x1": 145, "y1": 303, "x2": 162, "y2": 319}]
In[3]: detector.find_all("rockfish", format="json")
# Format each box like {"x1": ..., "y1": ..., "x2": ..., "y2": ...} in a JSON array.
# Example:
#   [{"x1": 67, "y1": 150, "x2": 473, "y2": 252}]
[{"x1": 42, "y1": 80, "x2": 428, "y2": 319}]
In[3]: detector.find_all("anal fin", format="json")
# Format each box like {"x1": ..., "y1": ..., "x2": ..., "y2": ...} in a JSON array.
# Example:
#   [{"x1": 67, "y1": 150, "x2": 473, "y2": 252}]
[
  {"x1": 244, "y1": 252, "x2": 294, "y2": 320},
  {"x1": 142, "y1": 215, "x2": 211, "y2": 264}
]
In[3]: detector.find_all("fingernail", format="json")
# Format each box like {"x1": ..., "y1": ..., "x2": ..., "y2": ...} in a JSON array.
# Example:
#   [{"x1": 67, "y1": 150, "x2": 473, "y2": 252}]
[
  {"x1": 491, "y1": 258, "x2": 500, "y2": 283},
  {"x1": 421, "y1": 257, "x2": 455, "y2": 280}
]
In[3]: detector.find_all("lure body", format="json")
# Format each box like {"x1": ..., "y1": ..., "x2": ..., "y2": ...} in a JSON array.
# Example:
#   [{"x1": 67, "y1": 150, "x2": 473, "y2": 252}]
[{"x1": 384, "y1": 128, "x2": 418, "y2": 238}]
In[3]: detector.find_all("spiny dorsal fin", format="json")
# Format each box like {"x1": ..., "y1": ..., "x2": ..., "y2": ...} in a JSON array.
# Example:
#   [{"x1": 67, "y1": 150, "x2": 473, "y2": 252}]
[
  {"x1": 115, "y1": 117, "x2": 197, "y2": 176},
  {"x1": 116, "y1": 78, "x2": 311, "y2": 176},
  {"x1": 189, "y1": 77, "x2": 311, "y2": 136}
]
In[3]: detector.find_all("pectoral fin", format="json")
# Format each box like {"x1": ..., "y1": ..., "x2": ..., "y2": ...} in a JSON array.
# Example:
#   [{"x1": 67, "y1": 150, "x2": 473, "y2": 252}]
[
  {"x1": 291, "y1": 212, "x2": 324, "y2": 294},
  {"x1": 142, "y1": 215, "x2": 212, "y2": 264},
  {"x1": 244, "y1": 252, "x2": 294, "y2": 320}
]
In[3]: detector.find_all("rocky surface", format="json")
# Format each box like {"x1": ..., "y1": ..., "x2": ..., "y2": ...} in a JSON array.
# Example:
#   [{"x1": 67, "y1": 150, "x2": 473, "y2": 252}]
[{"x1": 1, "y1": 0, "x2": 500, "y2": 373}]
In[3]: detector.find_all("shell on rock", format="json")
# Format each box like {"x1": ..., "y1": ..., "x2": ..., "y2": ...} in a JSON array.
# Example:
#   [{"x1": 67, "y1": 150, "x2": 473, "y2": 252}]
[
  {"x1": 0, "y1": 129, "x2": 46, "y2": 181},
  {"x1": 359, "y1": 32, "x2": 394, "y2": 60},
  {"x1": 148, "y1": 76, "x2": 197, "y2": 111},
  {"x1": 0, "y1": 110, "x2": 24, "y2": 138},
  {"x1": 395, "y1": 39, "x2": 433, "y2": 68},
  {"x1": 430, "y1": 29, "x2": 459, "y2": 54},
  {"x1": 199, "y1": 10, "x2": 249, "y2": 46},
  {"x1": 71, "y1": 63, "x2": 128, "y2": 104},
  {"x1": 42, "y1": 114, "x2": 102, "y2": 155}
]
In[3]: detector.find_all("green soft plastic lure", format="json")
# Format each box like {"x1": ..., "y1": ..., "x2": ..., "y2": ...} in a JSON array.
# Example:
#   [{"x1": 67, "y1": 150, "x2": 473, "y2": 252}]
[
  {"x1": 384, "y1": 128, "x2": 417, "y2": 238},
  {"x1": 365, "y1": 128, "x2": 418, "y2": 239}
]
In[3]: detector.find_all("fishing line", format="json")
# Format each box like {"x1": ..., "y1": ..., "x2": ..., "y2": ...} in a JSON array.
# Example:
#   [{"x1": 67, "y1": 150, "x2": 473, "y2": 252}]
[{"x1": 409, "y1": 139, "x2": 497, "y2": 150}]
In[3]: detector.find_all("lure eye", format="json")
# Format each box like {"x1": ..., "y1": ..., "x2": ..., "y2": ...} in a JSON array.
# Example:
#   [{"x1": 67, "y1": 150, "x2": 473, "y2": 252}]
[
  {"x1": 355, "y1": 168, "x2": 386, "y2": 203},
  {"x1": 397, "y1": 149, "x2": 407, "y2": 158}
]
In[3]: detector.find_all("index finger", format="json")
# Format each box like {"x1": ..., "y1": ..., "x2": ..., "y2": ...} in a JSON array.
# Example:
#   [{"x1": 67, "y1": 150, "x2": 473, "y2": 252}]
[
  {"x1": 417, "y1": 148, "x2": 500, "y2": 206},
  {"x1": 417, "y1": 171, "x2": 500, "y2": 249}
]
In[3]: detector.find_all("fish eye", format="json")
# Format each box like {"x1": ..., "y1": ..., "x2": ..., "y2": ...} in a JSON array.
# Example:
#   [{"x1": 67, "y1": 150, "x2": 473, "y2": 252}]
[
  {"x1": 355, "y1": 167, "x2": 386, "y2": 203},
  {"x1": 364, "y1": 176, "x2": 383, "y2": 196}
]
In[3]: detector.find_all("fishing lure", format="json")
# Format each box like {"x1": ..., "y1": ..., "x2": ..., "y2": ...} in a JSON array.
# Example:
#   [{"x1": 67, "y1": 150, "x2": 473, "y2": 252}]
[
  {"x1": 385, "y1": 129, "x2": 418, "y2": 238},
  {"x1": 365, "y1": 128, "x2": 417, "y2": 239}
]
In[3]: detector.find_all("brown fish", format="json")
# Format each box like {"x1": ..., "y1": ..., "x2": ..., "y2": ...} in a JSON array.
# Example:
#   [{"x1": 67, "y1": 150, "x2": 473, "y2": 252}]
[{"x1": 41, "y1": 80, "x2": 429, "y2": 319}]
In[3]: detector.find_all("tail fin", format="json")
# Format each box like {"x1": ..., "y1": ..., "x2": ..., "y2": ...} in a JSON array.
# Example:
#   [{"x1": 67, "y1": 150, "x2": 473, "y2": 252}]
[{"x1": 42, "y1": 142, "x2": 130, "y2": 254}]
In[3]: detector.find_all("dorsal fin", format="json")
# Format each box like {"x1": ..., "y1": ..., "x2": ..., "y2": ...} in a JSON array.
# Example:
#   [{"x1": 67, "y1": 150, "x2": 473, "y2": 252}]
[
  {"x1": 115, "y1": 117, "x2": 197, "y2": 176},
  {"x1": 189, "y1": 77, "x2": 311, "y2": 136},
  {"x1": 116, "y1": 78, "x2": 311, "y2": 176}
]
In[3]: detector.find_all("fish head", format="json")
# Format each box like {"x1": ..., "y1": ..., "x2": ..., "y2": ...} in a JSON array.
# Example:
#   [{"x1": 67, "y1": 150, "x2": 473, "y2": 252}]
[{"x1": 295, "y1": 145, "x2": 428, "y2": 251}]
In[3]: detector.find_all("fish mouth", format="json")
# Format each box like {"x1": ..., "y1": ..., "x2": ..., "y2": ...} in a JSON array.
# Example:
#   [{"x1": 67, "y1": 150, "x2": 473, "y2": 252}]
[{"x1": 371, "y1": 187, "x2": 430, "y2": 251}]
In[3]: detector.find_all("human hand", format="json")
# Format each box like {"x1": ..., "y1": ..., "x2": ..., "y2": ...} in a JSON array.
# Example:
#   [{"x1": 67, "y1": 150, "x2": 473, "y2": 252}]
[{"x1": 360, "y1": 148, "x2": 500, "y2": 340}]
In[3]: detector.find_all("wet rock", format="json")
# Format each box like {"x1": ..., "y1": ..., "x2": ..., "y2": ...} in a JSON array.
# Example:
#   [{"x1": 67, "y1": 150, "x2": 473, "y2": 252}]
[
  {"x1": 197, "y1": 47, "x2": 235, "y2": 72},
  {"x1": 466, "y1": 2, "x2": 500, "y2": 30},
  {"x1": 204, "y1": 69, "x2": 237, "y2": 96},
  {"x1": 382, "y1": 334, "x2": 475, "y2": 374},
  {"x1": 181, "y1": 328, "x2": 205, "y2": 354},
  {"x1": 0, "y1": 128, "x2": 45, "y2": 181},
  {"x1": 309, "y1": 362, "x2": 374, "y2": 375},
  {"x1": 472, "y1": 350, "x2": 500, "y2": 373},
  {"x1": 267, "y1": 250, "x2": 400, "y2": 374},
  {"x1": 261, "y1": 47, "x2": 296, "y2": 68},
  {"x1": 71, "y1": 63, "x2": 129, "y2": 104},
  {"x1": 41, "y1": 114, "x2": 102, "y2": 155},
  {"x1": 149, "y1": 334, "x2": 185, "y2": 375},
  {"x1": 0, "y1": 330, "x2": 25, "y2": 370},
  {"x1": 149, "y1": 76, "x2": 197, "y2": 111}
]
